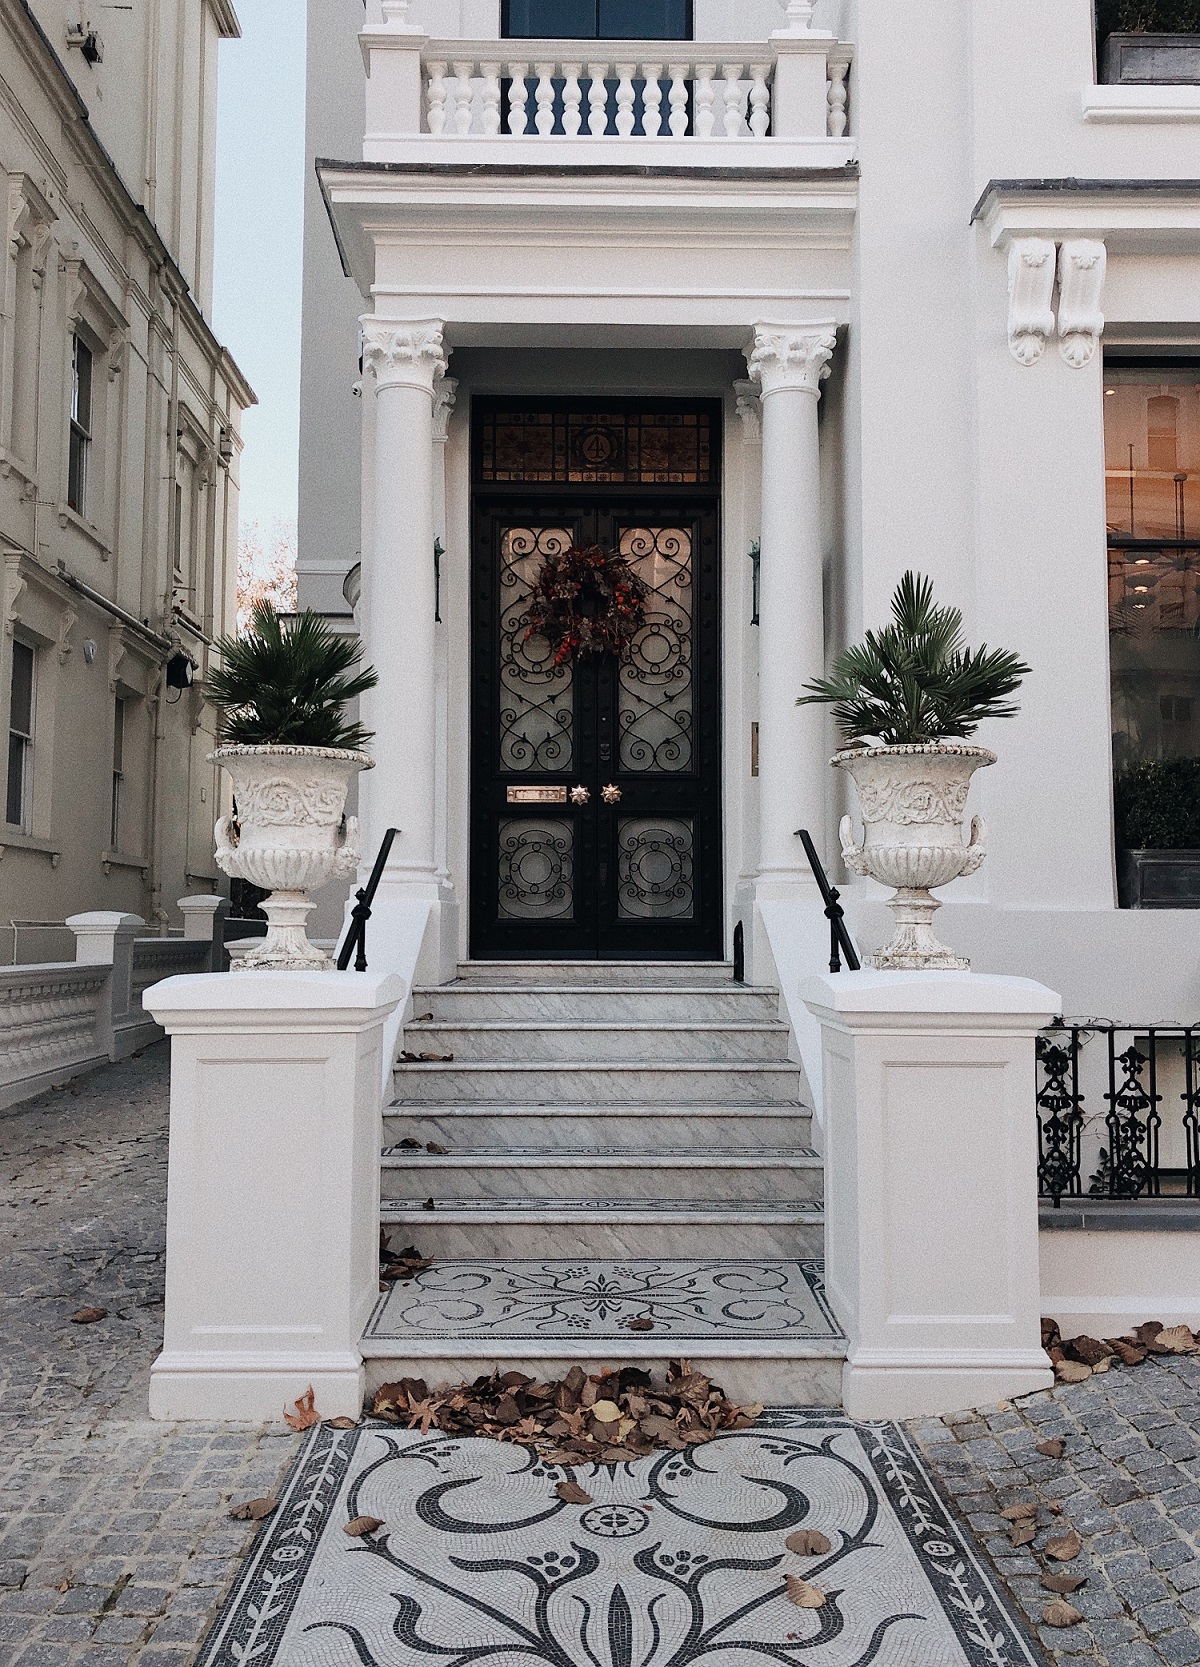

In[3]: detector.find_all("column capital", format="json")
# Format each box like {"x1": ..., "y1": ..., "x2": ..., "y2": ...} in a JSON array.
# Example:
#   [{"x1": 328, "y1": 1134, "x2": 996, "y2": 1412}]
[
  {"x1": 361, "y1": 318, "x2": 448, "y2": 396},
  {"x1": 746, "y1": 322, "x2": 838, "y2": 399},
  {"x1": 432, "y1": 373, "x2": 459, "y2": 443}
]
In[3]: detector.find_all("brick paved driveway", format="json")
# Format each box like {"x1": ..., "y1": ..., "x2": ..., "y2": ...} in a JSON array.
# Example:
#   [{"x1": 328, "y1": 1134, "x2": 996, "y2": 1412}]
[{"x1": 0, "y1": 1048, "x2": 293, "y2": 1667}]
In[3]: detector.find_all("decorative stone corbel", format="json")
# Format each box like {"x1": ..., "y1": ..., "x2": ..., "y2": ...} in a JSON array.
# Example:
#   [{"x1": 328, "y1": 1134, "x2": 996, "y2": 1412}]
[
  {"x1": 106, "y1": 327, "x2": 127, "y2": 381},
  {"x1": 57, "y1": 605, "x2": 76, "y2": 666},
  {"x1": 1006, "y1": 238, "x2": 1057, "y2": 366},
  {"x1": 432, "y1": 374, "x2": 458, "y2": 443},
  {"x1": 1057, "y1": 240, "x2": 1107, "y2": 370},
  {"x1": 3, "y1": 553, "x2": 26, "y2": 637},
  {"x1": 59, "y1": 244, "x2": 86, "y2": 327},
  {"x1": 733, "y1": 379, "x2": 762, "y2": 440}
]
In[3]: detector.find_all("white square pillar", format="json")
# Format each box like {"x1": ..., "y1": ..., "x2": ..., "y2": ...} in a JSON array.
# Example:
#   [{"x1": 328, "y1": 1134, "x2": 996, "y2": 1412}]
[
  {"x1": 143, "y1": 970, "x2": 403, "y2": 1421},
  {"x1": 67, "y1": 910, "x2": 143, "y2": 1059},
  {"x1": 802, "y1": 970, "x2": 1060, "y2": 1420}
]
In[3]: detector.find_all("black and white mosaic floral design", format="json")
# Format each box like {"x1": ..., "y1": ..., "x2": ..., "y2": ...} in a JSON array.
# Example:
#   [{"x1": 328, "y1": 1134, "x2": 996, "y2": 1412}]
[
  {"x1": 364, "y1": 1259, "x2": 842, "y2": 1343},
  {"x1": 196, "y1": 1412, "x2": 1045, "y2": 1667}
]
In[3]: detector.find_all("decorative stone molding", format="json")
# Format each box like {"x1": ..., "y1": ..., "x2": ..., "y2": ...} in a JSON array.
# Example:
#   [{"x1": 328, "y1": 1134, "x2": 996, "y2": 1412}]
[
  {"x1": 4, "y1": 554, "x2": 26, "y2": 637},
  {"x1": 1006, "y1": 238, "x2": 1056, "y2": 366},
  {"x1": 57, "y1": 605, "x2": 76, "y2": 666},
  {"x1": 745, "y1": 324, "x2": 838, "y2": 399},
  {"x1": 432, "y1": 373, "x2": 458, "y2": 443},
  {"x1": 733, "y1": 379, "x2": 762, "y2": 439},
  {"x1": 360, "y1": 318, "x2": 448, "y2": 397},
  {"x1": 1057, "y1": 240, "x2": 1107, "y2": 369}
]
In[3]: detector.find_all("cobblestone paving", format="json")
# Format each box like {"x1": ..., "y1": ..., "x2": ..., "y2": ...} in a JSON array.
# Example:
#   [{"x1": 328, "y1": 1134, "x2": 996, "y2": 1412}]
[
  {"x1": 912, "y1": 1363, "x2": 1200, "y2": 1667},
  {"x1": 0, "y1": 1049, "x2": 295, "y2": 1667}
]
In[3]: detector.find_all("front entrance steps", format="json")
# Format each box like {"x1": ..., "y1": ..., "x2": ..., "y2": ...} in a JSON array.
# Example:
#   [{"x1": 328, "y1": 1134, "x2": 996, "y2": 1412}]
[{"x1": 367, "y1": 961, "x2": 846, "y2": 1405}]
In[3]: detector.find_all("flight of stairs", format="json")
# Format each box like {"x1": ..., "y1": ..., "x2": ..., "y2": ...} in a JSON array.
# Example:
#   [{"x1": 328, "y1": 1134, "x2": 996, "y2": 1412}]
[{"x1": 363, "y1": 961, "x2": 846, "y2": 1404}]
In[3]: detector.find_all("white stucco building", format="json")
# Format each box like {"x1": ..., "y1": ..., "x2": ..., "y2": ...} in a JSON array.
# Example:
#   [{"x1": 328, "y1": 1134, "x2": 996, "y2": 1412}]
[{"x1": 0, "y1": 0, "x2": 252, "y2": 954}]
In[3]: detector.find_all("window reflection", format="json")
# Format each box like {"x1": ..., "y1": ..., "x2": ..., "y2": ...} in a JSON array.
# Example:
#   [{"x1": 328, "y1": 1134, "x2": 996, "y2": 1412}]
[{"x1": 1106, "y1": 366, "x2": 1200, "y2": 771}]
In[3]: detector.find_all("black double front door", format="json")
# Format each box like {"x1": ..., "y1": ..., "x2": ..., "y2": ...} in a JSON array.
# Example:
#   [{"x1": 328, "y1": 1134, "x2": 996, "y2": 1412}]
[{"x1": 470, "y1": 468, "x2": 722, "y2": 959}]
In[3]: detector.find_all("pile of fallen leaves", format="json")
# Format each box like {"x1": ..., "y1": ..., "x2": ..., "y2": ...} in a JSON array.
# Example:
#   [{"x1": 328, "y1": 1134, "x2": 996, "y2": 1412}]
[
  {"x1": 1044, "y1": 1316, "x2": 1198, "y2": 1384},
  {"x1": 371, "y1": 1362, "x2": 762, "y2": 1463},
  {"x1": 380, "y1": 1234, "x2": 432, "y2": 1284}
]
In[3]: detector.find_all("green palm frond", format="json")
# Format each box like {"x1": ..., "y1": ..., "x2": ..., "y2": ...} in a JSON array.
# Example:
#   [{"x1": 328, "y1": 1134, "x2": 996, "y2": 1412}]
[
  {"x1": 207, "y1": 601, "x2": 379, "y2": 750},
  {"x1": 797, "y1": 570, "x2": 1030, "y2": 746}
]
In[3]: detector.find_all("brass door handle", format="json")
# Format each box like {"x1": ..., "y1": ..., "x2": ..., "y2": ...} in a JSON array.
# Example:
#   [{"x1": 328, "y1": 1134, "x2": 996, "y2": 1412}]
[
  {"x1": 570, "y1": 785, "x2": 590, "y2": 805},
  {"x1": 602, "y1": 784, "x2": 622, "y2": 805}
]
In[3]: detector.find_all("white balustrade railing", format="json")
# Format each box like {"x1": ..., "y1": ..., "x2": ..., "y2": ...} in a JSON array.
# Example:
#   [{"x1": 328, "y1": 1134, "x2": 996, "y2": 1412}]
[
  {"x1": 0, "y1": 965, "x2": 108, "y2": 1104},
  {"x1": 423, "y1": 45, "x2": 783, "y2": 141}
]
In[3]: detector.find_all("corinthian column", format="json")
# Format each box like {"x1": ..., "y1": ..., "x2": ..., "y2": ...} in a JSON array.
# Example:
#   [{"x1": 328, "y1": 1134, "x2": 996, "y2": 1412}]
[
  {"x1": 746, "y1": 322, "x2": 837, "y2": 885},
  {"x1": 359, "y1": 318, "x2": 447, "y2": 896}
]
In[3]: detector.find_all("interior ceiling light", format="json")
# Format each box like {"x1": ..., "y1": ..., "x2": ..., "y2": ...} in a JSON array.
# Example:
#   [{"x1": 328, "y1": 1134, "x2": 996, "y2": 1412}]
[{"x1": 1105, "y1": 388, "x2": 1116, "y2": 396}]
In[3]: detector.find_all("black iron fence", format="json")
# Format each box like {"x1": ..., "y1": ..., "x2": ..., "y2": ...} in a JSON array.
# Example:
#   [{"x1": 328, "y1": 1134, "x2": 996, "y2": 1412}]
[{"x1": 1037, "y1": 1021, "x2": 1200, "y2": 1206}]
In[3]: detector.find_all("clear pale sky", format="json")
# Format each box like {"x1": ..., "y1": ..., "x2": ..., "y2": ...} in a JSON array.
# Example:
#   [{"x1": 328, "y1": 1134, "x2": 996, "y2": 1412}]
[{"x1": 212, "y1": 0, "x2": 306, "y2": 534}]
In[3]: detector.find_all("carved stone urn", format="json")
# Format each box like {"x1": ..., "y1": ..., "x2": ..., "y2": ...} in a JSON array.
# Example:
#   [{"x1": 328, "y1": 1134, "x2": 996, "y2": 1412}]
[
  {"x1": 834, "y1": 742, "x2": 994, "y2": 970},
  {"x1": 210, "y1": 745, "x2": 373, "y2": 971}
]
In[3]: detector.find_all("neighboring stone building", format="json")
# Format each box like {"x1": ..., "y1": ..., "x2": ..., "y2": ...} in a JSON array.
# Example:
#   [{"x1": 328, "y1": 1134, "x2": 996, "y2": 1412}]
[{"x1": 0, "y1": 0, "x2": 252, "y2": 959}]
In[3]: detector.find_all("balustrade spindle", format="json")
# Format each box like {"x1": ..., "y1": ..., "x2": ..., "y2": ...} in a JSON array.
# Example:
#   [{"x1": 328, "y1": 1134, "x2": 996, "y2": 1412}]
[
  {"x1": 534, "y1": 64, "x2": 556, "y2": 136},
  {"x1": 615, "y1": 64, "x2": 637, "y2": 137},
  {"x1": 642, "y1": 63, "x2": 663, "y2": 136},
  {"x1": 749, "y1": 65, "x2": 771, "y2": 137},
  {"x1": 426, "y1": 62, "x2": 449, "y2": 135},
  {"x1": 587, "y1": 64, "x2": 609, "y2": 135},
  {"x1": 562, "y1": 65, "x2": 583, "y2": 135},
  {"x1": 694, "y1": 65, "x2": 717, "y2": 138},
  {"x1": 721, "y1": 65, "x2": 746, "y2": 138},
  {"x1": 480, "y1": 63, "x2": 502, "y2": 135},
  {"x1": 827, "y1": 61, "x2": 848, "y2": 137},
  {"x1": 453, "y1": 63, "x2": 475, "y2": 135},
  {"x1": 667, "y1": 66, "x2": 689, "y2": 136},
  {"x1": 508, "y1": 63, "x2": 530, "y2": 135}
]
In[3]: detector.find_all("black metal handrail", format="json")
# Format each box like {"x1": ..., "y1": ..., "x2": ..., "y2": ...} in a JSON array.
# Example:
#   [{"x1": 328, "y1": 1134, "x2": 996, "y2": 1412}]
[
  {"x1": 795, "y1": 828, "x2": 861, "y2": 974},
  {"x1": 336, "y1": 828, "x2": 399, "y2": 972}
]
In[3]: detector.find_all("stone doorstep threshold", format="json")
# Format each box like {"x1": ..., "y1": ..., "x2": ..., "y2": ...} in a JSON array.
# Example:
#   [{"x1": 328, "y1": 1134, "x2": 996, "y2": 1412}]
[
  {"x1": 193, "y1": 1414, "x2": 1045, "y2": 1667},
  {"x1": 1040, "y1": 1200, "x2": 1200, "y2": 1230}
]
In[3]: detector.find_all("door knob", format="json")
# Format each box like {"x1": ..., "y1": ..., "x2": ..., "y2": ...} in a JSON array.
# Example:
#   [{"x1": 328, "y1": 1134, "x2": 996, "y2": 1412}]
[
  {"x1": 602, "y1": 784, "x2": 622, "y2": 805},
  {"x1": 570, "y1": 785, "x2": 590, "y2": 805}
]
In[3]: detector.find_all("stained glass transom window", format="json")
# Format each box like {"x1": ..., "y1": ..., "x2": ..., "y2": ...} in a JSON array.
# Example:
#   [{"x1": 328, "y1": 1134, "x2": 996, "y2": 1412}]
[{"x1": 479, "y1": 409, "x2": 712, "y2": 485}]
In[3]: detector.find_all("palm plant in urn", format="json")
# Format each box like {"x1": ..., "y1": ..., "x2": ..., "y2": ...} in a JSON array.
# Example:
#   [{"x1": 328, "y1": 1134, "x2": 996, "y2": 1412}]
[
  {"x1": 205, "y1": 601, "x2": 379, "y2": 971},
  {"x1": 798, "y1": 573, "x2": 1030, "y2": 970}
]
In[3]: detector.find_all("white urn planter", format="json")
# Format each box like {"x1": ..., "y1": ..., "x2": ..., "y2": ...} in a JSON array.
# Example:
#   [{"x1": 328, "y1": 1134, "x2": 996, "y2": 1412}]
[
  {"x1": 834, "y1": 742, "x2": 993, "y2": 970},
  {"x1": 210, "y1": 745, "x2": 374, "y2": 971}
]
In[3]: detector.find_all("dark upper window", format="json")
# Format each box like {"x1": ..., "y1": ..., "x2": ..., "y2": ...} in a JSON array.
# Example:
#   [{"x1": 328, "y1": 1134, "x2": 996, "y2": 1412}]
[
  {"x1": 502, "y1": 0, "x2": 692, "y2": 39},
  {"x1": 68, "y1": 333, "x2": 93, "y2": 515}
]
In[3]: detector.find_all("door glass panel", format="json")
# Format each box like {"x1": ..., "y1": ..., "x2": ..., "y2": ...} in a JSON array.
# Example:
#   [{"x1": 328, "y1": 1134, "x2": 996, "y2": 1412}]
[
  {"x1": 499, "y1": 819, "x2": 575, "y2": 919},
  {"x1": 481, "y1": 409, "x2": 712, "y2": 484},
  {"x1": 502, "y1": 0, "x2": 691, "y2": 37},
  {"x1": 500, "y1": 527, "x2": 574, "y2": 773},
  {"x1": 617, "y1": 817, "x2": 694, "y2": 919},
  {"x1": 618, "y1": 526, "x2": 693, "y2": 772}
]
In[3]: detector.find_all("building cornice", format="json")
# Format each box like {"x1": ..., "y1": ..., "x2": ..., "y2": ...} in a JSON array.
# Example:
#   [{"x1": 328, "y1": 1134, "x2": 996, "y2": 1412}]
[{"x1": 973, "y1": 177, "x2": 1200, "y2": 257}]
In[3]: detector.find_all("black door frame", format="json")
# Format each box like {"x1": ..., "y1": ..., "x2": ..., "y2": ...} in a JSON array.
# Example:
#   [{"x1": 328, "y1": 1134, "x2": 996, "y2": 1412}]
[{"x1": 468, "y1": 397, "x2": 723, "y2": 961}]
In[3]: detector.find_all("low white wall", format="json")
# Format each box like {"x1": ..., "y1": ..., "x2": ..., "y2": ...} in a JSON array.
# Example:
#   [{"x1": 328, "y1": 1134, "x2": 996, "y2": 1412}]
[
  {"x1": 0, "y1": 964, "x2": 110, "y2": 1110},
  {"x1": 1040, "y1": 1226, "x2": 1200, "y2": 1338}
]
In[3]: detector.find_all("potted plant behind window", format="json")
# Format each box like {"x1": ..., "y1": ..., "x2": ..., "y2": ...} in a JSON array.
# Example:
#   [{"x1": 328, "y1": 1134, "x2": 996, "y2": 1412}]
[
  {"x1": 1115, "y1": 755, "x2": 1200, "y2": 906},
  {"x1": 1097, "y1": 0, "x2": 1200, "y2": 85},
  {"x1": 205, "y1": 600, "x2": 379, "y2": 971},
  {"x1": 798, "y1": 572, "x2": 1030, "y2": 969}
]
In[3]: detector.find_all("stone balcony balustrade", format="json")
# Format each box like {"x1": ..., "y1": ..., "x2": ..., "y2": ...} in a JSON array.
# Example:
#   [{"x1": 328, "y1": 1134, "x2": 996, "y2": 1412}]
[{"x1": 358, "y1": 7, "x2": 854, "y2": 167}]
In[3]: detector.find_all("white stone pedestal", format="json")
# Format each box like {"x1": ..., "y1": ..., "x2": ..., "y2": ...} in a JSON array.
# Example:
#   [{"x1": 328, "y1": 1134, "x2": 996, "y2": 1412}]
[
  {"x1": 143, "y1": 970, "x2": 403, "y2": 1422},
  {"x1": 802, "y1": 970, "x2": 1059, "y2": 1420}
]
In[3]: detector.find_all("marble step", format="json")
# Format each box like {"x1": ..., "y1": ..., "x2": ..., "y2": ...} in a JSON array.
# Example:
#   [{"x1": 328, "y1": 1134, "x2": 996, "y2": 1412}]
[
  {"x1": 380, "y1": 1144, "x2": 823, "y2": 1203},
  {"x1": 401, "y1": 1020, "x2": 793, "y2": 1065},
  {"x1": 360, "y1": 1255, "x2": 845, "y2": 1405},
  {"x1": 391, "y1": 1060, "x2": 803, "y2": 1106},
  {"x1": 449, "y1": 960, "x2": 739, "y2": 987},
  {"x1": 378, "y1": 1196, "x2": 825, "y2": 1257},
  {"x1": 410, "y1": 984, "x2": 781, "y2": 1023},
  {"x1": 382, "y1": 1104, "x2": 813, "y2": 1150}
]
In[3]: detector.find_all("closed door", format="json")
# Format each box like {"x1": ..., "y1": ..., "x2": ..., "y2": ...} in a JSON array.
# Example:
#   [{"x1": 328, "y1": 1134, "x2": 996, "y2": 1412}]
[{"x1": 470, "y1": 499, "x2": 722, "y2": 959}]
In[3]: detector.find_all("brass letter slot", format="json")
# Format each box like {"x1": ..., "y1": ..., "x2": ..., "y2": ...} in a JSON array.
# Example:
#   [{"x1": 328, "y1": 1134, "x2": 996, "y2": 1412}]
[{"x1": 506, "y1": 785, "x2": 568, "y2": 804}]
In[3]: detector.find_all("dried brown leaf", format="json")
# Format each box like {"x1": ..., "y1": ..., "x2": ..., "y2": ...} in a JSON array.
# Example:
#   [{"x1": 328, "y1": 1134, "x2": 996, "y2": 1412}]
[
  {"x1": 1045, "y1": 1529, "x2": 1083, "y2": 1562},
  {"x1": 1036, "y1": 1438, "x2": 1066, "y2": 1459},
  {"x1": 1134, "y1": 1320, "x2": 1166, "y2": 1344},
  {"x1": 283, "y1": 1386, "x2": 321, "y2": 1432},
  {"x1": 555, "y1": 1481, "x2": 593, "y2": 1505},
  {"x1": 1154, "y1": 1325, "x2": 1197, "y2": 1355},
  {"x1": 229, "y1": 1497, "x2": 278, "y2": 1521},
  {"x1": 325, "y1": 1416, "x2": 359, "y2": 1430},
  {"x1": 628, "y1": 1315, "x2": 655, "y2": 1332},
  {"x1": 785, "y1": 1575, "x2": 826, "y2": 1609},
  {"x1": 1065, "y1": 1334, "x2": 1112, "y2": 1366},
  {"x1": 343, "y1": 1516, "x2": 385, "y2": 1537},
  {"x1": 592, "y1": 1399, "x2": 622, "y2": 1423},
  {"x1": 1041, "y1": 1571, "x2": 1087, "y2": 1594},
  {"x1": 1108, "y1": 1340, "x2": 1146, "y2": 1366},
  {"x1": 69, "y1": 1306, "x2": 108, "y2": 1325},
  {"x1": 426, "y1": 1142, "x2": 448, "y2": 1155},
  {"x1": 1055, "y1": 1360, "x2": 1092, "y2": 1384},
  {"x1": 1009, "y1": 1520, "x2": 1038, "y2": 1547},
  {"x1": 785, "y1": 1530, "x2": 833, "y2": 1557},
  {"x1": 1041, "y1": 1599, "x2": 1084, "y2": 1628},
  {"x1": 422, "y1": 1198, "x2": 436, "y2": 1211},
  {"x1": 1000, "y1": 1504, "x2": 1039, "y2": 1522}
]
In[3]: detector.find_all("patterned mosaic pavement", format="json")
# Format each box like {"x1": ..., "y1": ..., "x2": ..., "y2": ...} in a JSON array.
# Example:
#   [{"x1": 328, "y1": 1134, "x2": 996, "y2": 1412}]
[
  {"x1": 364, "y1": 1259, "x2": 842, "y2": 1344},
  {"x1": 195, "y1": 1412, "x2": 1044, "y2": 1667}
]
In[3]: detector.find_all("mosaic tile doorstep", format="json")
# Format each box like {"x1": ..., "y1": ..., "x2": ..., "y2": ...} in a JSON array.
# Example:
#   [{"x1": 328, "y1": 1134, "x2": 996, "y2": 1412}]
[
  {"x1": 364, "y1": 1259, "x2": 842, "y2": 1344},
  {"x1": 196, "y1": 1413, "x2": 1046, "y2": 1667}
]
